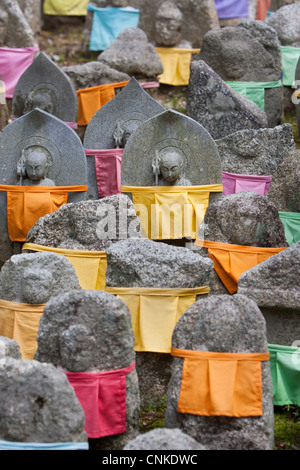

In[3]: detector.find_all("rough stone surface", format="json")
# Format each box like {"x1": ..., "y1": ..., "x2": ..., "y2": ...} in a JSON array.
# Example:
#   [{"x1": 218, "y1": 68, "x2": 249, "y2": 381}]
[
  {"x1": 12, "y1": 52, "x2": 78, "y2": 123},
  {"x1": 165, "y1": 294, "x2": 274, "y2": 450},
  {"x1": 61, "y1": 61, "x2": 130, "y2": 90},
  {"x1": 0, "y1": 358, "x2": 87, "y2": 443},
  {"x1": 121, "y1": 109, "x2": 222, "y2": 187},
  {"x1": 296, "y1": 57, "x2": 300, "y2": 138},
  {"x1": 0, "y1": 109, "x2": 88, "y2": 265},
  {"x1": 187, "y1": 60, "x2": 268, "y2": 140},
  {"x1": 0, "y1": 252, "x2": 81, "y2": 304},
  {"x1": 98, "y1": 28, "x2": 163, "y2": 78},
  {"x1": 18, "y1": 0, "x2": 41, "y2": 35},
  {"x1": 0, "y1": 0, "x2": 36, "y2": 48},
  {"x1": 0, "y1": 336, "x2": 21, "y2": 360},
  {"x1": 267, "y1": 149, "x2": 300, "y2": 212},
  {"x1": 35, "y1": 289, "x2": 139, "y2": 450},
  {"x1": 266, "y1": 4, "x2": 300, "y2": 46},
  {"x1": 215, "y1": 124, "x2": 296, "y2": 175},
  {"x1": 238, "y1": 242, "x2": 300, "y2": 345},
  {"x1": 123, "y1": 428, "x2": 206, "y2": 450},
  {"x1": 25, "y1": 194, "x2": 142, "y2": 251},
  {"x1": 106, "y1": 238, "x2": 214, "y2": 405},
  {"x1": 195, "y1": 20, "x2": 283, "y2": 127}
]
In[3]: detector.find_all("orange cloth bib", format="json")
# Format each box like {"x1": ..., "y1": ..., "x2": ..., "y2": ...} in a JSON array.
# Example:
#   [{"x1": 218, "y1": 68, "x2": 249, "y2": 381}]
[
  {"x1": 0, "y1": 299, "x2": 45, "y2": 359},
  {"x1": 0, "y1": 184, "x2": 87, "y2": 242},
  {"x1": 77, "y1": 81, "x2": 129, "y2": 126},
  {"x1": 195, "y1": 239, "x2": 287, "y2": 294},
  {"x1": 172, "y1": 348, "x2": 270, "y2": 417}
]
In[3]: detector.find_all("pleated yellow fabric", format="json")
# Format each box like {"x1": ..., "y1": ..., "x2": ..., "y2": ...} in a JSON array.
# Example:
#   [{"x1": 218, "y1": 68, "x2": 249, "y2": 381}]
[
  {"x1": 106, "y1": 286, "x2": 209, "y2": 353},
  {"x1": 43, "y1": 0, "x2": 90, "y2": 16},
  {"x1": 155, "y1": 48, "x2": 200, "y2": 86},
  {"x1": 121, "y1": 185, "x2": 223, "y2": 240},
  {"x1": 22, "y1": 243, "x2": 107, "y2": 291},
  {"x1": 0, "y1": 184, "x2": 88, "y2": 242},
  {"x1": 195, "y1": 239, "x2": 287, "y2": 294},
  {"x1": 0, "y1": 299, "x2": 45, "y2": 359},
  {"x1": 172, "y1": 348, "x2": 270, "y2": 417}
]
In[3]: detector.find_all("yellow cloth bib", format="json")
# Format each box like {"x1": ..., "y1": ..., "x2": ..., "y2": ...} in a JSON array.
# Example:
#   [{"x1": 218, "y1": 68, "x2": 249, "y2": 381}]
[
  {"x1": 22, "y1": 243, "x2": 107, "y2": 291},
  {"x1": 0, "y1": 299, "x2": 45, "y2": 360},
  {"x1": 121, "y1": 185, "x2": 223, "y2": 240},
  {"x1": 106, "y1": 286, "x2": 209, "y2": 353},
  {"x1": 155, "y1": 48, "x2": 200, "y2": 86},
  {"x1": 43, "y1": 0, "x2": 90, "y2": 16},
  {"x1": 172, "y1": 348, "x2": 270, "y2": 417}
]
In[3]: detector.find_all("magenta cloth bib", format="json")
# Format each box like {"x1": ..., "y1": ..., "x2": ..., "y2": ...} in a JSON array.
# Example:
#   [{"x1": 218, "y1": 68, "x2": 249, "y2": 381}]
[
  {"x1": 0, "y1": 46, "x2": 39, "y2": 98},
  {"x1": 222, "y1": 171, "x2": 272, "y2": 196},
  {"x1": 64, "y1": 361, "x2": 135, "y2": 439},
  {"x1": 85, "y1": 148, "x2": 123, "y2": 198}
]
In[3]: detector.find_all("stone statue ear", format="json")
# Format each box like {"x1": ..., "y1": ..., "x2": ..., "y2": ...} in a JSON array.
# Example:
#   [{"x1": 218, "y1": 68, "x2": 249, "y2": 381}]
[{"x1": 113, "y1": 122, "x2": 124, "y2": 147}]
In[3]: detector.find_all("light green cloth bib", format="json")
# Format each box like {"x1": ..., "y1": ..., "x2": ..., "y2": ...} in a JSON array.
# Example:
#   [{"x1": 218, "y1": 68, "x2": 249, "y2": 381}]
[
  {"x1": 225, "y1": 80, "x2": 282, "y2": 111},
  {"x1": 279, "y1": 212, "x2": 300, "y2": 245},
  {"x1": 269, "y1": 344, "x2": 300, "y2": 406},
  {"x1": 281, "y1": 46, "x2": 300, "y2": 87}
]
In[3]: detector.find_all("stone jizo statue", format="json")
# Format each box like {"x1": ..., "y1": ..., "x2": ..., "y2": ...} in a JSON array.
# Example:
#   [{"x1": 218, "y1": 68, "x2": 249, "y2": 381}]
[
  {"x1": 17, "y1": 146, "x2": 55, "y2": 186},
  {"x1": 154, "y1": 1, "x2": 183, "y2": 47},
  {"x1": 23, "y1": 88, "x2": 56, "y2": 115},
  {"x1": 152, "y1": 147, "x2": 192, "y2": 186}
]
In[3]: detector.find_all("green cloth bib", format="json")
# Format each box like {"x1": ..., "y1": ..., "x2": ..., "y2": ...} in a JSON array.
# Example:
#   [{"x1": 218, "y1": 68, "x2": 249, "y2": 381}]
[
  {"x1": 281, "y1": 46, "x2": 300, "y2": 87},
  {"x1": 225, "y1": 80, "x2": 282, "y2": 111},
  {"x1": 279, "y1": 212, "x2": 300, "y2": 245},
  {"x1": 269, "y1": 344, "x2": 300, "y2": 406}
]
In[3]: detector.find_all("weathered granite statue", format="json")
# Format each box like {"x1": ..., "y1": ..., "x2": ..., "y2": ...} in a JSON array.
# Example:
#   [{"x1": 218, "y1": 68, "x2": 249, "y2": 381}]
[
  {"x1": 153, "y1": 147, "x2": 192, "y2": 186},
  {"x1": 154, "y1": 1, "x2": 184, "y2": 47},
  {"x1": 0, "y1": 336, "x2": 21, "y2": 360},
  {"x1": 12, "y1": 52, "x2": 78, "y2": 124},
  {"x1": 238, "y1": 241, "x2": 300, "y2": 345},
  {"x1": 0, "y1": 109, "x2": 88, "y2": 266},
  {"x1": 0, "y1": 0, "x2": 36, "y2": 48},
  {"x1": 83, "y1": 77, "x2": 165, "y2": 200},
  {"x1": 0, "y1": 358, "x2": 87, "y2": 447},
  {"x1": 165, "y1": 294, "x2": 274, "y2": 450},
  {"x1": 124, "y1": 428, "x2": 206, "y2": 450},
  {"x1": 35, "y1": 289, "x2": 140, "y2": 450}
]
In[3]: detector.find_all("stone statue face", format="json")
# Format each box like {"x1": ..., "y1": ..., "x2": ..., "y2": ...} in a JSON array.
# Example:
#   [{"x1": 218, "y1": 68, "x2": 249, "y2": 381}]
[
  {"x1": 21, "y1": 268, "x2": 53, "y2": 304},
  {"x1": 24, "y1": 89, "x2": 56, "y2": 115},
  {"x1": 159, "y1": 150, "x2": 184, "y2": 184},
  {"x1": 25, "y1": 151, "x2": 48, "y2": 182},
  {"x1": 155, "y1": 1, "x2": 183, "y2": 46}
]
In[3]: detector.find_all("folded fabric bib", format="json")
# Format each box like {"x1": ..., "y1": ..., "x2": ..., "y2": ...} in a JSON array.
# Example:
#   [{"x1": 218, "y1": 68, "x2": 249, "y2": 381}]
[
  {"x1": 0, "y1": 299, "x2": 45, "y2": 359},
  {"x1": 278, "y1": 212, "x2": 300, "y2": 246},
  {"x1": 225, "y1": 80, "x2": 282, "y2": 111},
  {"x1": 222, "y1": 171, "x2": 272, "y2": 196},
  {"x1": 0, "y1": 46, "x2": 39, "y2": 98},
  {"x1": 121, "y1": 185, "x2": 223, "y2": 240},
  {"x1": 155, "y1": 48, "x2": 200, "y2": 86},
  {"x1": 214, "y1": 0, "x2": 249, "y2": 19},
  {"x1": 64, "y1": 361, "x2": 136, "y2": 438},
  {"x1": 106, "y1": 286, "x2": 209, "y2": 353},
  {"x1": 269, "y1": 343, "x2": 300, "y2": 406},
  {"x1": 22, "y1": 243, "x2": 107, "y2": 291},
  {"x1": 172, "y1": 348, "x2": 270, "y2": 417},
  {"x1": 43, "y1": 0, "x2": 90, "y2": 16},
  {"x1": 280, "y1": 46, "x2": 300, "y2": 86},
  {"x1": 85, "y1": 149, "x2": 123, "y2": 198},
  {"x1": 0, "y1": 184, "x2": 87, "y2": 242},
  {"x1": 195, "y1": 239, "x2": 287, "y2": 294}
]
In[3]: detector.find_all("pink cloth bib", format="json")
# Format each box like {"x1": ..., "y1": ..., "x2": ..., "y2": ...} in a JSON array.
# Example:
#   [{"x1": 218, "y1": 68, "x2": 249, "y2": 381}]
[
  {"x1": 85, "y1": 148, "x2": 123, "y2": 198},
  {"x1": 222, "y1": 171, "x2": 272, "y2": 196},
  {"x1": 64, "y1": 361, "x2": 135, "y2": 439},
  {"x1": 0, "y1": 46, "x2": 39, "y2": 98}
]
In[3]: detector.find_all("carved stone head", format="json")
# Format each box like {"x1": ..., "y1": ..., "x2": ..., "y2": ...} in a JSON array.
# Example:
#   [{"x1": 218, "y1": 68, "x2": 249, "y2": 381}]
[{"x1": 155, "y1": 1, "x2": 183, "y2": 47}]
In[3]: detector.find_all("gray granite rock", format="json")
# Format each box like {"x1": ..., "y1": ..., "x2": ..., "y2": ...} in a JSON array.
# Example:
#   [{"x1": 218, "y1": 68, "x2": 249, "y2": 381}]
[
  {"x1": 0, "y1": 77, "x2": 8, "y2": 130},
  {"x1": 267, "y1": 149, "x2": 300, "y2": 212},
  {"x1": 0, "y1": 358, "x2": 87, "y2": 444},
  {"x1": 0, "y1": 252, "x2": 81, "y2": 304},
  {"x1": 165, "y1": 294, "x2": 274, "y2": 450},
  {"x1": 121, "y1": 109, "x2": 222, "y2": 187},
  {"x1": 215, "y1": 124, "x2": 296, "y2": 175},
  {"x1": 195, "y1": 20, "x2": 283, "y2": 127},
  {"x1": 0, "y1": 0, "x2": 36, "y2": 48},
  {"x1": 0, "y1": 108, "x2": 88, "y2": 265},
  {"x1": 106, "y1": 238, "x2": 214, "y2": 405},
  {"x1": 238, "y1": 242, "x2": 300, "y2": 345},
  {"x1": 98, "y1": 28, "x2": 163, "y2": 78},
  {"x1": 25, "y1": 194, "x2": 142, "y2": 251},
  {"x1": 295, "y1": 57, "x2": 300, "y2": 138},
  {"x1": 61, "y1": 61, "x2": 130, "y2": 90},
  {"x1": 187, "y1": 60, "x2": 268, "y2": 140},
  {"x1": 12, "y1": 52, "x2": 78, "y2": 123},
  {"x1": 18, "y1": 0, "x2": 41, "y2": 35},
  {"x1": 266, "y1": 3, "x2": 300, "y2": 46},
  {"x1": 35, "y1": 289, "x2": 139, "y2": 450},
  {"x1": 0, "y1": 336, "x2": 21, "y2": 360},
  {"x1": 83, "y1": 77, "x2": 165, "y2": 199},
  {"x1": 124, "y1": 428, "x2": 206, "y2": 450}
]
